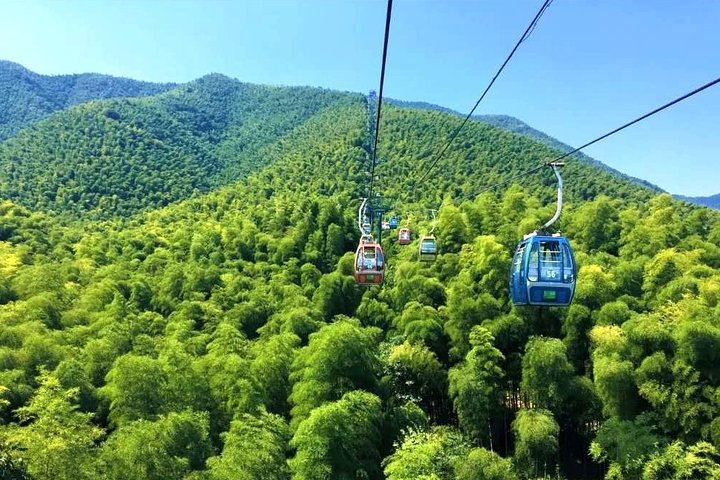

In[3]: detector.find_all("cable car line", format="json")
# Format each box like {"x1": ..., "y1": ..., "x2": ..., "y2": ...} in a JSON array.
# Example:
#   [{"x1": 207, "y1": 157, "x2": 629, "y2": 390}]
[
  {"x1": 354, "y1": 0, "x2": 393, "y2": 286},
  {"x1": 368, "y1": 0, "x2": 393, "y2": 202},
  {"x1": 415, "y1": 0, "x2": 554, "y2": 184},
  {"x1": 352, "y1": 0, "x2": 719, "y2": 305},
  {"x1": 549, "y1": 75, "x2": 720, "y2": 165},
  {"x1": 465, "y1": 74, "x2": 720, "y2": 200}
]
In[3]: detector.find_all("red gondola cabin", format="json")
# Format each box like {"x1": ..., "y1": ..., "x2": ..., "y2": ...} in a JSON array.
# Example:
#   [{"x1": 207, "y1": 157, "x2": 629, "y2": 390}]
[
  {"x1": 398, "y1": 228, "x2": 411, "y2": 245},
  {"x1": 354, "y1": 241, "x2": 385, "y2": 285}
]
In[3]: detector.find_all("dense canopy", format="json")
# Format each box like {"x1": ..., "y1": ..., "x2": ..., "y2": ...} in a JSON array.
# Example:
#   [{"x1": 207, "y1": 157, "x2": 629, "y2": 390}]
[{"x1": 0, "y1": 66, "x2": 719, "y2": 479}]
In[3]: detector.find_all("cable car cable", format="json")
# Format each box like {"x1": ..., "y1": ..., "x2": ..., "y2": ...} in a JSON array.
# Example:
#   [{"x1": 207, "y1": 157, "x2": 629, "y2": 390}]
[
  {"x1": 353, "y1": 0, "x2": 392, "y2": 287},
  {"x1": 415, "y1": 0, "x2": 554, "y2": 184},
  {"x1": 465, "y1": 74, "x2": 720, "y2": 199},
  {"x1": 548, "y1": 75, "x2": 720, "y2": 166},
  {"x1": 368, "y1": 0, "x2": 393, "y2": 203}
]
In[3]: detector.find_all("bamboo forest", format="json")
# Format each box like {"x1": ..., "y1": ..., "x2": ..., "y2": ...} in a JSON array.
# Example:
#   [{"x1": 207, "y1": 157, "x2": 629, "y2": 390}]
[{"x1": 0, "y1": 40, "x2": 720, "y2": 480}]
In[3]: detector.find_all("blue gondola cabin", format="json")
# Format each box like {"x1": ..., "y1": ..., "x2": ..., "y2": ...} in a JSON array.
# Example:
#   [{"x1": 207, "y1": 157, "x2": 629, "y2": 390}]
[
  {"x1": 509, "y1": 233, "x2": 576, "y2": 306},
  {"x1": 419, "y1": 235, "x2": 437, "y2": 262}
]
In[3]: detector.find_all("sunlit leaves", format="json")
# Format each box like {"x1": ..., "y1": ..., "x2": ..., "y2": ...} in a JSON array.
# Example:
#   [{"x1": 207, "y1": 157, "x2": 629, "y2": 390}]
[
  {"x1": 512, "y1": 409, "x2": 559, "y2": 478},
  {"x1": 290, "y1": 391, "x2": 383, "y2": 480}
]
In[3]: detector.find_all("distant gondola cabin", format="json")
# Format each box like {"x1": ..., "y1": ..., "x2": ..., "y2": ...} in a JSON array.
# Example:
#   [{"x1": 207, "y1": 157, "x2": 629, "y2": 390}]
[
  {"x1": 398, "y1": 228, "x2": 411, "y2": 245},
  {"x1": 419, "y1": 236, "x2": 437, "y2": 261},
  {"x1": 354, "y1": 241, "x2": 385, "y2": 285},
  {"x1": 509, "y1": 234, "x2": 576, "y2": 306}
]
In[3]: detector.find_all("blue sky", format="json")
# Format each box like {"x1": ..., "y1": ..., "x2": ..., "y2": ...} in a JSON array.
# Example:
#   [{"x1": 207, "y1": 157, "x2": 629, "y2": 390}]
[{"x1": 1, "y1": 0, "x2": 718, "y2": 196}]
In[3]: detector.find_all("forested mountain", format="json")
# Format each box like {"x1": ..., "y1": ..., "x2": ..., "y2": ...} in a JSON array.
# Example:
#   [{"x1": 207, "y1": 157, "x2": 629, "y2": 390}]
[
  {"x1": 675, "y1": 193, "x2": 720, "y2": 210},
  {"x1": 0, "y1": 74, "x2": 360, "y2": 218},
  {"x1": 387, "y1": 98, "x2": 665, "y2": 193},
  {"x1": 0, "y1": 60, "x2": 176, "y2": 141},
  {"x1": 0, "y1": 70, "x2": 719, "y2": 480},
  {"x1": 0, "y1": 83, "x2": 660, "y2": 221}
]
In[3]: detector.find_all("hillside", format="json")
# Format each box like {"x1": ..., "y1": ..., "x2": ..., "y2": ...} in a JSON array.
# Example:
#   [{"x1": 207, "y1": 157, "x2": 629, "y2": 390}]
[
  {"x1": 0, "y1": 70, "x2": 720, "y2": 479},
  {"x1": 0, "y1": 74, "x2": 361, "y2": 218},
  {"x1": 0, "y1": 81, "x2": 668, "y2": 222},
  {"x1": 387, "y1": 98, "x2": 665, "y2": 193},
  {"x1": 0, "y1": 60, "x2": 176, "y2": 141},
  {"x1": 374, "y1": 106, "x2": 658, "y2": 211}
]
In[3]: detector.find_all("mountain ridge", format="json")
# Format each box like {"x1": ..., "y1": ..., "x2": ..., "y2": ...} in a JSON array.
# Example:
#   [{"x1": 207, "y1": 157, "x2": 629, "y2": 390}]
[
  {"x1": 0, "y1": 72, "x2": 361, "y2": 218},
  {"x1": 3, "y1": 60, "x2": 715, "y2": 209},
  {"x1": 1, "y1": 62, "x2": 716, "y2": 220},
  {"x1": 386, "y1": 97, "x2": 720, "y2": 210},
  {"x1": 385, "y1": 98, "x2": 665, "y2": 191},
  {"x1": 675, "y1": 192, "x2": 720, "y2": 209},
  {"x1": 0, "y1": 59, "x2": 177, "y2": 140}
]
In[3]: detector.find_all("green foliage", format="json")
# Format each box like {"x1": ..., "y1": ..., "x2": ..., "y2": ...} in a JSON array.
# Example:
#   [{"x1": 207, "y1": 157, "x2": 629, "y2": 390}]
[
  {"x1": 642, "y1": 441, "x2": 720, "y2": 480},
  {"x1": 512, "y1": 409, "x2": 559, "y2": 478},
  {"x1": 4, "y1": 372, "x2": 103, "y2": 480},
  {"x1": 207, "y1": 411, "x2": 290, "y2": 480},
  {"x1": 520, "y1": 337, "x2": 574, "y2": 415},
  {"x1": 568, "y1": 195, "x2": 620, "y2": 254},
  {"x1": 289, "y1": 319, "x2": 380, "y2": 429},
  {"x1": 384, "y1": 341, "x2": 447, "y2": 421},
  {"x1": 590, "y1": 415, "x2": 663, "y2": 479},
  {"x1": 383, "y1": 426, "x2": 470, "y2": 480},
  {"x1": 455, "y1": 448, "x2": 517, "y2": 480},
  {"x1": 0, "y1": 69, "x2": 718, "y2": 479},
  {"x1": 393, "y1": 301, "x2": 447, "y2": 358},
  {"x1": 100, "y1": 354, "x2": 168, "y2": 426},
  {"x1": 290, "y1": 390, "x2": 383, "y2": 480},
  {"x1": 250, "y1": 333, "x2": 300, "y2": 415},
  {"x1": 448, "y1": 326, "x2": 504, "y2": 445},
  {"x1": 99, "y1": 411, "x2": 211, "y2": 480}
]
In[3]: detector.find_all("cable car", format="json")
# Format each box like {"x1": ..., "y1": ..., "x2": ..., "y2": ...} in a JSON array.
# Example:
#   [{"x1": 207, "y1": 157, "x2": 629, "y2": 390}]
[
  {"x1": 419, "y1": 235, "x2": 437, "y2": 262},
  {"x1": 382, "y1": 221, "x2": 390, "y2": 231},
  {"x1": 398, "y1": 228, "x2": 411, "y2": 245},
  {"x1": 354, "y1": 239, "x2": 385, "y2": 285},
  {"x1": 389, "y1": 216, "x2": 399, "y2": 229},
  {"x1": 508, "y1": 162, "x2": 576, "y2": 306},
  {"x1": 509, "y1": 233, "x2": 576, "y2": 306}
]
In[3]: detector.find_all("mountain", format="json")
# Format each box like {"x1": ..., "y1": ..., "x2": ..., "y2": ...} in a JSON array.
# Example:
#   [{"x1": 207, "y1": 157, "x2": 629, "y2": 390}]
[
  {"x1": 1, "y1": 66, "x2": 720, "y2": 480},
  {"x1": 0, "y1": 73, "x2": 360, "y2": 218},
  {"x1": 374, "y1": 105, "x2": 659, "y2": 212},
  {"x1": 675, "y1": 192, "x2": 720, "y2": 209},
  {"x1": 0, "y1": 74, "x2": 667, "y2": 222},
  {"x1": 0, "y1": 80, "x2": 666, "y2": 222},
  {"x1": 387, "y1": 98, "x2": 665, "y2": 193},
  {"x1": 0, "y1": 59, "x2": 176, "y2": 141},
  {"x1": 389, "y1": 98, "x2": 720, "y2": 211}
]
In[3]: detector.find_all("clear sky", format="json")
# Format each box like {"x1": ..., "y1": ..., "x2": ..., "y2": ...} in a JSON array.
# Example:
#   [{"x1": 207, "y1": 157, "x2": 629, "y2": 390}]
[{"x1": 1, "y1": 0, "x2": 718, "y2": 196}]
